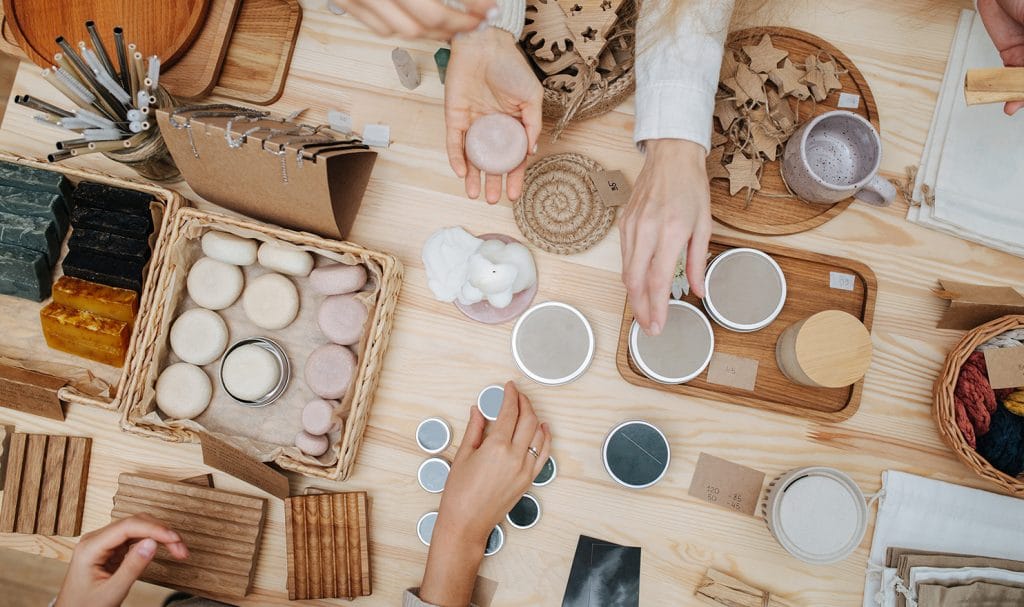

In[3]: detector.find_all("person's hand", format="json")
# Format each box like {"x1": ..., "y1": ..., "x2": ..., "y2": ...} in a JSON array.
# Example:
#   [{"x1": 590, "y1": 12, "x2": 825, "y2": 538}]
[
  {"x1": 419, "y1": 381, "x2": 551, "y2": 606},
  {"x1": 55, "y1": 514, "x2": 189, "y2": 607},
  {"x1": 446, "y1": 28, "x2": 543, "y2": 203},
  {"x1": 330, "y1": 0, "x2": 495, "y2": 40},
  {"x1": 978, "y1": 0, "x2": 1024, "y2": 115},
  {"x1": 620, "y1": 139, "x2": 712, "y2": 336}
]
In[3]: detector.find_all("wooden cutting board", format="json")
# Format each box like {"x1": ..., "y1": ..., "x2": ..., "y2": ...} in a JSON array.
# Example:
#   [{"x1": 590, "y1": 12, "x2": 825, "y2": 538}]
[
  {"x1": 161, "y1": 0, "x2": 242, "y2": 100},
  {"x1": 3, "y1": 0, "x2": 210, "y2": 69},
  {"x1": 211, "y1": 0, "x2": 302, "y2": 105}
]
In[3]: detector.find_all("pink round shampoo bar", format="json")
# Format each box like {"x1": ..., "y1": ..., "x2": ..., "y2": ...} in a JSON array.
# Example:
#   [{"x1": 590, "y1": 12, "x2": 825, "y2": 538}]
[
  {"x1": 318, "y1": 294, "x2": 368, "y2": 346},
  {"x1": 295, "y1": 431, "x2": 329, "y2": 457},
  {"x1": 302, "y1": 398, "x2": 341, "y2": 435},
  {"x1": 465, "y1": 113, "x2": 528, "y2": 175},
  {"x1": 305, "y1": 344, "x2": 356, "y2": 399},
  {"x1": 310, "y1": 264, "x2": 368, "y2": 295}
]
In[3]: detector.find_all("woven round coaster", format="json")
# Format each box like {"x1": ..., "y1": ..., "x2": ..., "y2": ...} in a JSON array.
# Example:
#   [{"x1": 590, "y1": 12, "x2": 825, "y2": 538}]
[{"x1": 515, "y1": 153, "x2": 616, "y2": 255}]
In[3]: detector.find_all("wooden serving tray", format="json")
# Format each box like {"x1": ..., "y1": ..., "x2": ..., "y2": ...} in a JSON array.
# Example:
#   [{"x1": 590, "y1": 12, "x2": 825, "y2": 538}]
[
  {"x1": 211, "y1": 0, "x2": 302, "y2": 105},
  {"x1": 711, "y1": 27, "x2": 881, "y2": 236},
  {"x1": 616, "y1": 236, "x2": 877, "y2": 423}
]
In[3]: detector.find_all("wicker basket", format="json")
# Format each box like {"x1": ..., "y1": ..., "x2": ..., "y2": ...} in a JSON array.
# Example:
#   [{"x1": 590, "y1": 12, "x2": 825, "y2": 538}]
[
  {"x1": 0, "y1": 151, "x2": 184, "y2": 411},
  {"x1": 120, "y1": 208, "x2": 403, "y2": 481},
  {"x1": 934, "y1": 314, "x2": 1024, "y2": 497}
]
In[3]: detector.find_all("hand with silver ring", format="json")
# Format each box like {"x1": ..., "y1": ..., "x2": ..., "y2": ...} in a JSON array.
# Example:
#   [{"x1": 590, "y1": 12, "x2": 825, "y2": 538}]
[{"x1": 419, "y1": 381, "x2": 551, "y2": 606}]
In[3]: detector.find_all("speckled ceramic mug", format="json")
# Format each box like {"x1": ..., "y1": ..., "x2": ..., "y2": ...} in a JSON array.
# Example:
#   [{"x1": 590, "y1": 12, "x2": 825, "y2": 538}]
[{"x1": 781, "y1": 111, "x2": 896, "y2": 207}]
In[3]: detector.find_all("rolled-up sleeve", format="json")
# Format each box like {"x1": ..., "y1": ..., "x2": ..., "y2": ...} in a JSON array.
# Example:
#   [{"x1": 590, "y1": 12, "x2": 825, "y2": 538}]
[{"x1": 633, "y1": 0, "x2": 735, "y2": 153}]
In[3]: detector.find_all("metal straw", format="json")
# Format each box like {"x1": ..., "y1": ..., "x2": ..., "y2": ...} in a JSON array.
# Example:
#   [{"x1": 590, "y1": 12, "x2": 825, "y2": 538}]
[
  {"x1": 113, "y1": 28, "x2": 131, "y2": 92},
  {"x1": 85, "y1": 21, "x2": 117, "y2": 79}
]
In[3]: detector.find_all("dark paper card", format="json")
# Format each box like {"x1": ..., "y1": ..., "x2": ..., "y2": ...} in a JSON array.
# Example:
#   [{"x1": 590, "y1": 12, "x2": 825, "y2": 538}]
[{"x1": 562, "y1": 535, "x2": 641, "y2": 607}]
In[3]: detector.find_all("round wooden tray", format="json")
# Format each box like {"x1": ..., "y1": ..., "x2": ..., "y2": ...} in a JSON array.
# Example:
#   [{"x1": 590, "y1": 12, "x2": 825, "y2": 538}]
[
  {"x1": 710, "y1": 27, "x2": 880, "y2": 236},
  {"x1": 3, "y1": 0, "x2": 209, "y2": 70}
]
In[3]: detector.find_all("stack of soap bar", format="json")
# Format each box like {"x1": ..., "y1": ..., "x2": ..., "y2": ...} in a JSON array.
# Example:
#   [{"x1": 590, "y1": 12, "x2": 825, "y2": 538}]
[
  {"x1": 0, "y1": 162, "x2": 72, "y2": 302},
  {"x1": 0, "y1": 242, "x2": 49, "y2": 301},
  {"x1": 52, "y1": 276, "x2": 138, "y2": 324},
  {"x1": 40, "y1": 302, "x2": 131, "y2": 366},
  {"x1": 0, "y1": 160, "x2": 72, "y2": 200},
  {"x1": 62, "y1": 249, "x2": 145, "y2": 293},
  {"x1": 63, "y1": 181, "x2": 156, "y2": 294}
]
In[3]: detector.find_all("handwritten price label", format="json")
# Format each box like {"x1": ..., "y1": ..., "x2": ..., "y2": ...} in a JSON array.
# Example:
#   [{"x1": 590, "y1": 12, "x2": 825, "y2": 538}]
[
  {"x1": 688, "y1": 453, "x2": 765, "y2": 518},
  {"x1": 830, "y1": 271, "x2": 856, "y2": 291}
]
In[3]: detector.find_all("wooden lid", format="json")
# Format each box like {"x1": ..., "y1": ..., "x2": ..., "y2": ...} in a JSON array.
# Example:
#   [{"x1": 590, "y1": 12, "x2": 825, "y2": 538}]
[{"x1": 794, "y1": 310, "x2": 872, "y2": 388}]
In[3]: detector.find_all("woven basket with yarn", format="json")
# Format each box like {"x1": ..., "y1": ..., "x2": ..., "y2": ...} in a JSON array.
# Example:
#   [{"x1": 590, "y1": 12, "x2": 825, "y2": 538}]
[{"x1": 934, "y1": 315, "x2": 1024, "y2": 497}]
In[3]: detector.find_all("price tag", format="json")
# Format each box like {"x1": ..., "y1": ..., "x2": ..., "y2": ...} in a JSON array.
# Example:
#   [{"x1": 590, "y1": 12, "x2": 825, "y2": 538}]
[
  {"x1": 706, "y1": 353, "x2": 758, "y2": 391},
  {"x1": 830, "y1": 271, "x2": 856, "y2": 291},
  {"x1": 838, "y1": 92, "x2": 861, "y2": 109},
  {"x1": 589, "y1": 170, "x2": 632, "y2": 207},
  {"x1": 983, "y1": 347, "x2": 1024, "y2": 390},
  {"x1": 688, "y1": 453, "x2": 765, "y2": 517}
]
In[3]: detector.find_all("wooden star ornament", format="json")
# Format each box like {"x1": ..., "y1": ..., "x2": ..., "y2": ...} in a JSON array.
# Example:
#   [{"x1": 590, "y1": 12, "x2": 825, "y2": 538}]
[
  {"x1": 743, "y1": 35, "x2": 788, "y2": 73},
  {"x1": 768, "y1": 58, "x2": 810, "y2": 100},
  {"x1": 724, "y1": 64, "x2": 768, "y2": 107},
  {"x1": 714, "y1": 98, "x2": 742, "y2": 130},
  {"x1": 725, "y1": 155, "x2": 762, "y2": 196},
  {"x1": 707, "y1": 146, "x2": 730, "y2": 181}
]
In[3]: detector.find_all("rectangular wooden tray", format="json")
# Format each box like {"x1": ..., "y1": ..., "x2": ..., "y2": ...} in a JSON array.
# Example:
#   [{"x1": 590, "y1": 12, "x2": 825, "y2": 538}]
[
  {"x1": 616, "y1": 236, "x2": 877, "y2": 423},
  {"x1": 0, "y1": 152, "x2": 184, "y2": 412}
]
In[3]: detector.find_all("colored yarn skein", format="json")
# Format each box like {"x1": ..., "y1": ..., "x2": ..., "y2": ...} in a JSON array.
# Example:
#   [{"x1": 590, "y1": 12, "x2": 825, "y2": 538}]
[
  {"x1": 1006, "y1": 390, "x2": 1024, "y2": 417},
  {"x1": 953, "y1": 352, "x2": 1000, "y2": 447},
  {"x1": 976, "y1": 404, "x2": 1024, "y2": 477}
]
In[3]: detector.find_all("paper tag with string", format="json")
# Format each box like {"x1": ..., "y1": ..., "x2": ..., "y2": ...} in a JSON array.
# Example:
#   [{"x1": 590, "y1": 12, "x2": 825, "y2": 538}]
[{"x1": 589, "y1": 170, "x2": 632, "y2": 207}]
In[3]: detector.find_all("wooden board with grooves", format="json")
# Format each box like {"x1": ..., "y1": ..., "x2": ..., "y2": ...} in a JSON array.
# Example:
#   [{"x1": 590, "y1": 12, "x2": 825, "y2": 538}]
[
  {"x1": 616, "y1": 235, "x2": 877, "y2": 422},
  {"x1": 160, "y1": 0, "x2": 242, "y2": 100},
  {"x1": 0, "y1": 432, "x2": 91, "y2": 536},
  {"x1": 211, "y1": 0, "x2": 302, "y2": 105},
  {"x1": 110, "y1": 473, "x2": 266, "y2": 600},
  {"x1": 710, "y1": 27, "x2": 881, "y2": 236},
  {"x1": 1, "y1": 0, "x2": 210, "y2": 70},
  {"x1": 285, "y1": 491, "x2": 371, "y2": 600}
]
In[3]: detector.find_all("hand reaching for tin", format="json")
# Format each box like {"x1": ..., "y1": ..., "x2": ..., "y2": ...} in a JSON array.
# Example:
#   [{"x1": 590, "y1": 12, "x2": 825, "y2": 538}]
[
  {"x1": 446, "y1": 28, "x2": 543, "y2": 203},
  {"x1": 620, "y1": 139, "x2": 713, "y2": 336},
  {"x1": 419, "y1": 381, "x2": 551, "y2": 606},
  {"x1": 329, "y1": 0, "x2": 495, "y2": 40},
  {"x1": 55, "y1": 514, "x2": 189, "y2": 607},
  {"x1": 978, "y1": 0, "x2": 1024, "y2": 115}
]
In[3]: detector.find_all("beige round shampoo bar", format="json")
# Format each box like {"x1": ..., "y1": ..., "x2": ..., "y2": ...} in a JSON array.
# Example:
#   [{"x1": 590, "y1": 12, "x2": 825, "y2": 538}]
[
  {"x1": 776, "y1": 310, "x2": 872, "y2": 388},
  {"x1": 629, "y1": 300, "x2": 714, "y2": 384},
  {"x1": 764, "y1": 466, "x2": 868, "y2": 565},
  {"x1": 703, "y1": 248, "x2": 786, "y2": 332}
]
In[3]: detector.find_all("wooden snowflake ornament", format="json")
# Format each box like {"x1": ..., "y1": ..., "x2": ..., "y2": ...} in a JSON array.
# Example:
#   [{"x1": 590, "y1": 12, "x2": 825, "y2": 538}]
[{"x1": 523, "y1": 0, "x2": 575, "y2": 61}]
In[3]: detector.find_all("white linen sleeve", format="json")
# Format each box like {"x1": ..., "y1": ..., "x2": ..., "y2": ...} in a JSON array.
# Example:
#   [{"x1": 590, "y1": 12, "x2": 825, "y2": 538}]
[{"x1": 633, "y1": 0, "x2": 735, "y2": 153}]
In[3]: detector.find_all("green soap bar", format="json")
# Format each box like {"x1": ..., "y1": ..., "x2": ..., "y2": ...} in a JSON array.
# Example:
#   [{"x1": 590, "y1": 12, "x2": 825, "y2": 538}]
[
  {"x1": 0, "y1": 242, "x2": 50, "y2": 301},
  {"x1": 0, "y1": 210, "x2": 60, "y2": 265},
  {"x1": 0, "y1": 161, "x2": 71, "y2": 200},
  {"x1": 62, "y1": 249, "x2": 145, "y2": 292},
  {"x1": 70, "y1": 205, "x2": 153, "y2": 238},
  {"x1": 73, "y1": 182, "x2": 154, "y2": 215},
  {"x1": 0, "y1": 185, "x2": 69, "y2": 233},
  {"x1": 68, "y1": 228, "x2": 150, "y2": 262}
]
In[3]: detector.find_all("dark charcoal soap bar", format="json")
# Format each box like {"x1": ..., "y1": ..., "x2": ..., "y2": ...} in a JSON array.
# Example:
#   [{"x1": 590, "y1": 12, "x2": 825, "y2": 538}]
[
  {"x1": 0, "y1": 242, "x2": 50, "y2": 301},
  {"x1": 68, "y1": 228, "x2": 150, "y2": 263},
  {"x1": 62, "y1": 249, "x2": 145, "y2": 293},
  {"x1": 0, "y1": 161, "x2": 71, "y2": 200},
  {"x1": 70, "y1": 205, "x2": 153, "y2": 238},
  {"x1": 0, "y1": 185, "x2": 69, "y2": 233},
  {"x1": 73, "y1": 182, "x2": 154, "y2": 215},
  {"x1": 0, "y1": 210, "x2": 61, "y2": 265}
]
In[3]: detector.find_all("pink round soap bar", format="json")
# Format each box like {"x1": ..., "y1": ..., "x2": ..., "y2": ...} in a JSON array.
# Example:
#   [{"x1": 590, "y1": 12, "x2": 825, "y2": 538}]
[
  {"x1": 305, "y1": 343, "x2": 356, "y2": 399},
  {"x1": 465, "y1": 113, "x2": 528, "y2": 175},
  {"x1": 318, "y1": 294, "x2": 368, "y2": 346},
  {"x1": 302, "y1": 398, "x2": 341, "y2": 435},
  {"x1": 295, "y1": 431, "x2": 329, "y2": 457},
  {"x1": 310, "y1": 264, "x2": 368, "y2": 295}
]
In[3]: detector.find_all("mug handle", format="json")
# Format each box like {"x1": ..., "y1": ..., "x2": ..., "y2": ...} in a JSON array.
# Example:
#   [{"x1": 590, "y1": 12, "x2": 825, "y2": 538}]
[{"x1": 855, "y1": 175, "x2": 897, "y2": 207}]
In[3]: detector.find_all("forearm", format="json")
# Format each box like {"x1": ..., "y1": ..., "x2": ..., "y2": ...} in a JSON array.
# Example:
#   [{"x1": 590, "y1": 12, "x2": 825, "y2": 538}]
[
  {"x1": 418, "y1": 518, "x2": 487, "y2": 607},
  {"x1": 634, "y1": 0, "x2": 736, "y2": 152}
]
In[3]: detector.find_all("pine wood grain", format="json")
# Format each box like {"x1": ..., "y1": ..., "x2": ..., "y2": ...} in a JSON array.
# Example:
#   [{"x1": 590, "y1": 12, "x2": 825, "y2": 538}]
[
  {"x1": 2, "y1": 0, "x2": 210, "y2": 70},
  {"x1": 161, "y1": 0, "x2": 242, "y2": 100},
  {"x1": 210, "y1": 0, "x2": 302, "y2": 105},
  {"x1": 2, "y1": 1, "x2": 1023, "y2": 605},
  {"x1": 617, "y1": 235, "x2": 877, "y2": 422},
  {"x1": 111, "y1": 473, "x2": 265, "y2": 600},
  {"x1": 711, "y1": 27, "x2": 881, "y2": 236}
]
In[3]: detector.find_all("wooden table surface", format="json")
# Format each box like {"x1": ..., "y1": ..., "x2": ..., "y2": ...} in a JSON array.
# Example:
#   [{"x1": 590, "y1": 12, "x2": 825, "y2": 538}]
[{"x1": 1, "y1": 1, "x2": 1022, "y2": 605}]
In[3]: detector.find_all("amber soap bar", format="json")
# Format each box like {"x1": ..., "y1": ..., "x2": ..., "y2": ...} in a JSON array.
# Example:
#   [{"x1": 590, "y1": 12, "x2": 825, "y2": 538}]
[
  {"x1": 40, "y1": 302, "x2": 130, "y2": 366},
  {"x1": 52, "y1": 276, "x2": 138, "y2": 324}
]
